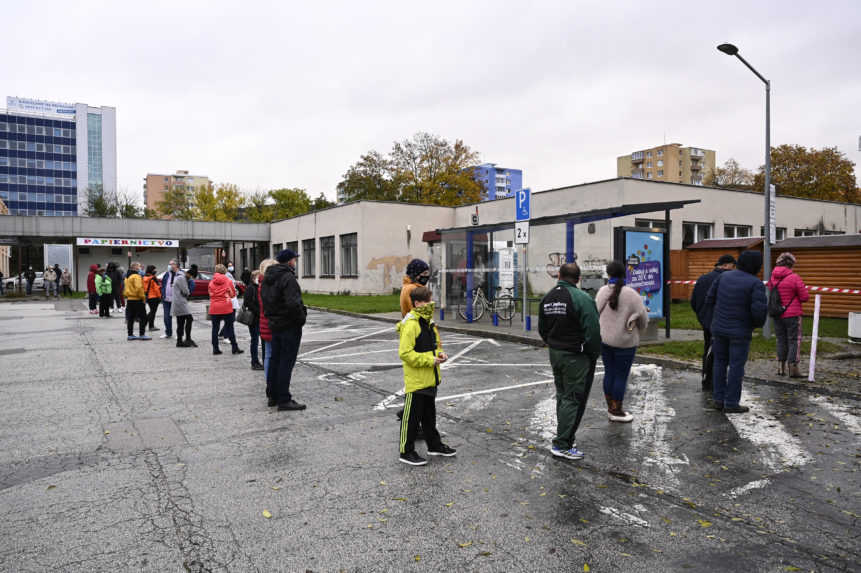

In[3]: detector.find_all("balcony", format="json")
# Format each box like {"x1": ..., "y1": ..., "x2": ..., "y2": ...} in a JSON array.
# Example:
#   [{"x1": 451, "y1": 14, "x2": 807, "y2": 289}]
[
  {"x1": 689, "y1": 148, "x2": 705, "y2": 158},
  {"x1": 690, "y1": 162, "x2": 701, "y2": 171},
  {"x1": 631, "y1": 151, "x2": 644, "y2": 162},
  {"x1": 631, "y1": 169, "x2": 644, "y2": 179}
]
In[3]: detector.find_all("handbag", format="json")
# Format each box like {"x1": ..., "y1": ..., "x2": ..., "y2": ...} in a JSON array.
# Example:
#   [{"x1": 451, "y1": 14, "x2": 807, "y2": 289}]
[{"x1": 236, "y1": 305, "x2": 254, "y2": 326}]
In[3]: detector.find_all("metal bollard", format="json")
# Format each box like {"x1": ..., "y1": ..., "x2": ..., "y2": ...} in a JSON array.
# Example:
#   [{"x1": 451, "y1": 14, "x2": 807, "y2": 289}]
[
  {"x1": 492, "y1": 313, "x2": 498, "y2": 327},
  {"x1": 525, "y1": 315, "x2": 532, "y2": 331},
  {"x1": 439, "y1": 308, "x2": 444, "y2": 321}
]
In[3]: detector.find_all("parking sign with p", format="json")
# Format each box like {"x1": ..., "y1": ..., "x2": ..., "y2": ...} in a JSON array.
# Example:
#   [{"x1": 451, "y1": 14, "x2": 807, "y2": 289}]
[{"x1": 515, "y1": 188, "x2": 530, "y2": 221}]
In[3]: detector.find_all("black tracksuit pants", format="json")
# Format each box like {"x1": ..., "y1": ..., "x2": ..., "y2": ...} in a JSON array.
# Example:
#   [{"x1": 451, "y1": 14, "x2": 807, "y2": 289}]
[{"x1": 399, "y1": 391, "x2": 443, "y2": 454}]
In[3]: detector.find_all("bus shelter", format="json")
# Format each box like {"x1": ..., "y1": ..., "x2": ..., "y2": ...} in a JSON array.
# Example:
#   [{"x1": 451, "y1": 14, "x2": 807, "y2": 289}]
[{"x1": 431, "y1": 199, "x2": 699, "y2": 338}]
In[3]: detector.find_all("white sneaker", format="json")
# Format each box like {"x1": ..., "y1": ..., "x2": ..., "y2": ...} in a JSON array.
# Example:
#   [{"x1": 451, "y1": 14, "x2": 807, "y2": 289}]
[
  {"x1": 159, "y1": 334, "x2": 171, "y2": 339},
  {"x1": 608, "y1": 410, "x2": 634, "y2": 423}
]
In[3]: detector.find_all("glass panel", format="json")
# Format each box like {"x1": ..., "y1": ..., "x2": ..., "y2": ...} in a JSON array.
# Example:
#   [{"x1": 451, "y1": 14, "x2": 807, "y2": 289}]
[{"x1": 302, "y1": 239, "x2": 315, "y2": 277}]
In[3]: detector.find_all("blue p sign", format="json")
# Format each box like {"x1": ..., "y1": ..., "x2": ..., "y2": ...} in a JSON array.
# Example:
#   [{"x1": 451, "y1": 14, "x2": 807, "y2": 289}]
[{"x1": 515, "y1": 188, "x2": 530, "y2": 221}]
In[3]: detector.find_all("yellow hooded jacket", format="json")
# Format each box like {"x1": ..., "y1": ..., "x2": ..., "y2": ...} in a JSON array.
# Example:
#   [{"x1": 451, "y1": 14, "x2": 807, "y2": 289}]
[
  {"x1": 123, "y1": 272, "x2": 146, "y2": 301},
  {"x1": 396, "y1": 303, "x2": 444, "y2": 393}
]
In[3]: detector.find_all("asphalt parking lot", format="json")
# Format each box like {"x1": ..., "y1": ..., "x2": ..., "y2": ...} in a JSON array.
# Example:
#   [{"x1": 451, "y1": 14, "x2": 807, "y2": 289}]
[{"x1": 0, "y1": 299, "x2": 858, "y2": 572}]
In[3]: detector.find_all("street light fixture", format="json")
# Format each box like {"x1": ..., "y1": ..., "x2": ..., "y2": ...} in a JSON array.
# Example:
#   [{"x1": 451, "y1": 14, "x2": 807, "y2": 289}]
[{"x1": 717, "y1": 42, "x2": 772, "y2": 338}]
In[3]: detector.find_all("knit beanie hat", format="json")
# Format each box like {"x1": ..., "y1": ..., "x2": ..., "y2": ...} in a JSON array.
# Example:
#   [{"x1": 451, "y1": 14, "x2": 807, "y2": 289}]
[{"x1": 405, "y1": 258, "x2": 429, "y2": 279}]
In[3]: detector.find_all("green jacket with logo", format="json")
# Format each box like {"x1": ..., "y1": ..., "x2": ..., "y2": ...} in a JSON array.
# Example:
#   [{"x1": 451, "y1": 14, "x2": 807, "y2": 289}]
[
  {"x1": 538, "y1": 280, "x2": 601, "y2": 358},
  {"x1": 396, "y1": 304, "x2": 444, "y2": 394},
  {"x1": 95, "y1": 274, "x2": 112, "y2": 296}
]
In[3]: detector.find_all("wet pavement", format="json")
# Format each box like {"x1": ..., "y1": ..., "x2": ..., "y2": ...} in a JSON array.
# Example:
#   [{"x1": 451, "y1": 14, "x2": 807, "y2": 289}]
[{"x1": 0, "y1": 300, "x2": 859, "y2": 572}]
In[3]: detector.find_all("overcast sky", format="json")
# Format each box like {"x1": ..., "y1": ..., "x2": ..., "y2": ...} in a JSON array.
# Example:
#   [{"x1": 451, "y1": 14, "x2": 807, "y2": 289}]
[{"x1": 2, "y1": 1, "x2": 859, "y2": 201}]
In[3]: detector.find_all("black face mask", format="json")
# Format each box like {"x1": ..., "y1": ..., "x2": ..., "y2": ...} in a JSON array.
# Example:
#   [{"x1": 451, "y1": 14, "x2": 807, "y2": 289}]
[{"x1": 417, "y1": 276, "x2": 429, "y2": 285}]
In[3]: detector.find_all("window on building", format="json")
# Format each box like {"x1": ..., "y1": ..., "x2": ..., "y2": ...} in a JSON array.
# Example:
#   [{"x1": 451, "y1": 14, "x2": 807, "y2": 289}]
[
  {"x1": 657, "y1": 149, "x2": 663, "y2": 157},
  {"x1": 646, "y1": 161, "x2": 652, "y2": 168},
  {"x1": 271, "y1": 243, "x2": 283, "y2": 257},
  {"x1": 724, "y1": 224, "x2": 752, "y2": 238},
  {"x1": 657, "y1": 170, "x2": 664, "y2": 177},
  {"x1": 683, "y1": 222, "x2": 713, "y2": 247},
  {"x1": 635, "y1": 218, "x2": 667, "y2": 230},
  {"x1": 646, "y1": 151, "x2": 652, "y2": 158},
  {"x1": 657, "y1": 160, "x2": 663, "y2": 167},
  {"x1": 302, "y1": 239, "x2": 316, "y2": 277},
  {"x1": 340, "y1": 233, "x2": 358, "y2": 277},
  {"x1": 647, "y1": 172, "x2": 653, "y2": 179},
  {"x1": 760, "y1": 226, "x2": 787, "y2": 241},
  {"x1": 286, "y1": 241, "x2": 298, "y2": 254},
  {"x1": 320, "y1": 236, "x2": 335, "y2": 276}
]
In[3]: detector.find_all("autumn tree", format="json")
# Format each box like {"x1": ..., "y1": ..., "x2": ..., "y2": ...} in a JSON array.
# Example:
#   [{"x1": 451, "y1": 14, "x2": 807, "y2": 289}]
[
  {"x1": 269, "y1": 187, "x2": 312, "y2": 220},
  {"x1": 704, "y1": 158, "x2": 754, "y2": 190},
  {"x1": 244, "y1": 190, "x2": 274, "y2": 222},
  {"x1": 311, "y1": 192, "x2": 335, "y2": 211},
  {"x1": 337, "y1": 132, "x2": 483, "y2": 206},
  {"x1": 86, "y1": 185, "x2": 118, "y2": 218},
  {"x1": 753, "y1": 145, "x2": 857, "y2": 203},
  {"x1": 156, "y1": 184, "x2": 195, "y2": 219},
  {"x1": 336, "y1": 151, "x2": 400, "y2": 202}
]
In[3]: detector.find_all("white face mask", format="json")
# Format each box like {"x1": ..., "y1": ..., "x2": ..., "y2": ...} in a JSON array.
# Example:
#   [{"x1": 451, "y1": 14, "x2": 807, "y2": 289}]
[{"x1": 228, "y1": 266, "x2": 234, "y2": 272}]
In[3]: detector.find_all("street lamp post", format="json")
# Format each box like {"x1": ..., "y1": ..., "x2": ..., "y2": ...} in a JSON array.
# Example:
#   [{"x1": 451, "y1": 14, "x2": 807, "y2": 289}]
[{"x1": 717, "y1": 43, "x2": 772, "y2": 337}]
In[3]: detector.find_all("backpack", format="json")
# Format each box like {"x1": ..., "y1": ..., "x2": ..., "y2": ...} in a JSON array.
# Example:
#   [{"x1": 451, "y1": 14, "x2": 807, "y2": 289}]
[{"x1": 767, "y1": 277, "x2": 796, "y2": 318}]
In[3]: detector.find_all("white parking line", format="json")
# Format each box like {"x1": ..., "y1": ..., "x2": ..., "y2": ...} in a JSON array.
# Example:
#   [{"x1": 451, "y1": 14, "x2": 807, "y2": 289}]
[
  {"x1": 725, "y1": 478, "x2": 771, "y2": 499},
  {"x1": 384, "y1": 378, "x2": 557, "y2": 409},
  {"x1": 297, "y1": 326, "x2": 393, "y2": 358},
  {"x1": 809, "y1": 395, "x2": 861, "y2": 435}
]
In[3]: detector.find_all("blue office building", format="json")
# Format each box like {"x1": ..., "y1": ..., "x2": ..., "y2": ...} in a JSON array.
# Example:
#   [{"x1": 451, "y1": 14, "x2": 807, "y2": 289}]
[
  {"x1": 472, "y1": 163, "x2": 523, "y2": 201},
  {"x1": 0, "y1": 97, "x2": 116, "y2": 216}
]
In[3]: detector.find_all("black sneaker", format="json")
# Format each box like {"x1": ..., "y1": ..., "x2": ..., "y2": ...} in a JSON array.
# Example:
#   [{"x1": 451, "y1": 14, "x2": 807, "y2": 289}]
[
  {"x1": 427, "y1": 444, "x2": 457, "y2": 457},
  {"x1": 267, "y1": 398, "x2": 277, "y2": 407},
  {"x1": 277, "y1": 400, "x2": 306, "y2": 411},
  {"x1": 213, "y1": 348, "x2": 223, "y2": 355},
  {"x1": 251, "y1": 363, "x2": 264, "y2": 371},
  {"x1": 399, "y1": 451, "x2": 428, "y2": 466},
  {"x1": 232, "y1": 347, "x2": 245, "y2": 355},
  {"x1": 711, "y1": 401, "x2": 724, "y2": 411},
  {"x1": 186, "y1": 340, "x2": 198, "y2": 348},
  {"x1": 723, "y1": 404, "x2": 750, "y2": 414}
]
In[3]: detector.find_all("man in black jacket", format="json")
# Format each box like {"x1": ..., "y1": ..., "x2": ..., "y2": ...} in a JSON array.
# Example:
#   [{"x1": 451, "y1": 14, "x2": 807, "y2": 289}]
[
  {"x1": 262, "y1": 249, "x2": 307, "y2": 411},
  {"x1": 690, "y1": 254, "x2": 735, "y2": 390}
]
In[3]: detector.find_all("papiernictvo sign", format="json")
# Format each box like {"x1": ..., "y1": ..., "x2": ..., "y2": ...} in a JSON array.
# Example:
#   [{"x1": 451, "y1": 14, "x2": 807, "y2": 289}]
[{"x1": 76, "y1": 238, "x2": 179, "y2": 247}]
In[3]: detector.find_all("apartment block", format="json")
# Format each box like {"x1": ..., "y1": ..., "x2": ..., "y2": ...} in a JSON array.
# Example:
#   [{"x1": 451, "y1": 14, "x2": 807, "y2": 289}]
[
  {"x1": 617, "y1": 143, "x2": 715, "y2": 186},
  {"x1": 143, "y1": 170, "x2": 211, "y2": 217},
  {"x1": 472, "y1": 163, "x2": 524, "y2": 200}
]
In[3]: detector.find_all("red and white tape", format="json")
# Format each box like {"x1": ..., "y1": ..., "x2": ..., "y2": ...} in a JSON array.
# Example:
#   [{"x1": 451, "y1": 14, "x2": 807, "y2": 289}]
[{"x1": 665, "y1": 280, "x2": 861, "y2": 295}]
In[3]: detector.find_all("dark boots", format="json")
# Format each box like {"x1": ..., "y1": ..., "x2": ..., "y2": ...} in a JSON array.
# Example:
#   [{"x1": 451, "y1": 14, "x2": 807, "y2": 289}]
[{"x1": 777, "y1": 361, "x2": 786, "y2": 376}]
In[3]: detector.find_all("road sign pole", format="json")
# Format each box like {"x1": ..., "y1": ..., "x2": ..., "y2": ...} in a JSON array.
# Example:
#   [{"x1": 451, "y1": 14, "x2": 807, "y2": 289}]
[{"x1": 522, "y1": 246, "x2": 528, "y2": 331}]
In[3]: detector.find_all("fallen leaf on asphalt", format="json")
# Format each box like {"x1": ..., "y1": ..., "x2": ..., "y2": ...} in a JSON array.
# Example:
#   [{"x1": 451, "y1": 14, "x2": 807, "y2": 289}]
[
  {"x1": 414, "y1": 555, "x2": 420, "y2": 562},
  {"x1": 271, "y1": 486, "x2": 281, "y2": 491},
  {"x1": 524, "y1": 537, "x2": 530, "y2": 542},
  {"x1": 698, "y1": 520, "x2": 713, "y2": 528},
  {"x1": 478, "y1": 552, "x2": 492, "y2": 557},
  {"x1": 391, "y1": 497, "x2": 407, "y2": 501},
  {"x1": 783, "y1": 567, "x2": 801, "y2": 572},
  {"x1": 584, "y1": 564, "x2": 590, "y2": 572},
  {"x1": 620, "y1": 553, "x2": 633, "y2": 557},
  {"x1": 731, "y1": 517, "x2": 742, "y2": 522},
  {"x1": 570, "y1": 538, "x2": 587, "y2": 546},
  {"x1": 46, "y1": 485, "x2": 56, "y2": 491},
  {"x1": 458, "y1": 541, "x2": 473, "y2": 548},
  {"x1": 445, "y1": 502, "x2": 454, "y2": 507},
  {"x1": 379, "y1": 481, "x2": 386, "y2": 486},
  {"x1": 262, "y1": 510, "x2": 272, "y2": 519},
  {"x1": 104, "y1": 431, "x2": 110, "y2": 435}
]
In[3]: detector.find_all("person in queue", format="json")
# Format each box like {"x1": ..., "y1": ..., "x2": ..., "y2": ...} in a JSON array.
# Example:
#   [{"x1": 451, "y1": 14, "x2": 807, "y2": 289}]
[
  {"x1": 209, "y1": 264, "x2": 243, "y2": 355},
  {"x1": 691, "y1": 254, "x2": 736, "y2": 390}
]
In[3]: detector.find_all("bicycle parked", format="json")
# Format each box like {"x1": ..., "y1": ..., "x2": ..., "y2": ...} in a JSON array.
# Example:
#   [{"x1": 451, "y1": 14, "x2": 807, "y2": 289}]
[{"x1": 457, "y1": 286, "x2": 516, "y2": 321}]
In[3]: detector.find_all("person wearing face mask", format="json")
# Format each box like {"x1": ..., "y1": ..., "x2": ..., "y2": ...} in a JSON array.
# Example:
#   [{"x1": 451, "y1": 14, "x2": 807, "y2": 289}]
[
  {"x1": 242, "y1": 269, "x2": 265, "y2": 370},
  {"x1": 397, "y1": 259, "x2": 432, "y2": 432},
  {"x1": 123, "y1": 261, "x2": 151, "y2": 341},
  {"x1": 218, "y1": 262, "x2": 239, "y2": 339},
  {"x1": 400, "y1": 259, "x2": 431, "y2": 317},
  {"x1": 160, "y1": 260, "x2": 181, "y2": 339},
  {"x1": 261, "y1": 249, "x2": 307, "y2": 411}
]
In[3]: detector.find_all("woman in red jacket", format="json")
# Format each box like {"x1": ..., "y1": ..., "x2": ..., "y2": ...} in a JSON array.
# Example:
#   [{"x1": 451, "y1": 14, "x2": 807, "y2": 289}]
[
  {"x1": 258, "y1": 259, "x2": 276, "y2": 404},
  {"x1": 767, "y1": 252, "x2": 810, "y2": 378},
  {"x1": 208, "y1": 264, "x2": 244, "y2": 355}
]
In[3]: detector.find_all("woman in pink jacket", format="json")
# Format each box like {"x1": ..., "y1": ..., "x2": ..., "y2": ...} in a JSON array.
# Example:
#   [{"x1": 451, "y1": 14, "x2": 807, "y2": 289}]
[
  {"x1": 767, "y1": 252, "x2": 810, "y2": 378},
  {"x1": 208, "y1": 264, "x2": 244, "y2": 356}
]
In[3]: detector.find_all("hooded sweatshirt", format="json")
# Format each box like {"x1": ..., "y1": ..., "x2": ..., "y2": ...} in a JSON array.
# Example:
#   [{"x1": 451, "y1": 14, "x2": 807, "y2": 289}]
[
  {"x1": 208, "y1": 272, "x2": 236, "y2": 315},
  {"x1": 396, "y1": 303, "x2": 444, "y2": 394},
  {"x1": 87, "y1": 265, "x2": 98, "y2": 294},
  {"x1": 123, "y1": 272, "x2": 145, "y2": 301},
  {"x1": 705, "y1": 250, "x2": 768, "y2": 338},
  {"x1": 767, "y1": 266, "x2": 809, "y2": 318}
]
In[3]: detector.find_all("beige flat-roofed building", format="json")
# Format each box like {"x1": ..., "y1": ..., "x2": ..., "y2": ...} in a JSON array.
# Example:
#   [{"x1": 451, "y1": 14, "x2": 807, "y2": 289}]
[
  {"x1": 143, "y1": 170, "x2": 211, "y2": 217},
  {"x1": 618, "y1": 143, "x2": 716, "y2": 186}
]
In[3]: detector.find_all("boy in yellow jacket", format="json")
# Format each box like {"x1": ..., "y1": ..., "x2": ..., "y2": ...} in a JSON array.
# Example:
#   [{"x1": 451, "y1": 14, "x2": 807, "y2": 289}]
[{"x1": 396, "y1": 286, "x2": 456, "y2": 466}]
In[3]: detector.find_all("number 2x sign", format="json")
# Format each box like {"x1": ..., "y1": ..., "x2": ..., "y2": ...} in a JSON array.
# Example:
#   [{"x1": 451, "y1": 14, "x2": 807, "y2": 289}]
[{"x1": 515, "y1": 221, "x2": 529, "y2": 244}]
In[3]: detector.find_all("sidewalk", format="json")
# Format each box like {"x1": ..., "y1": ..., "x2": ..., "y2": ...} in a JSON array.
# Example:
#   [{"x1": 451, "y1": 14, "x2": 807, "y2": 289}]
[{"x1": 310, "y1": 305, "x2": 861, "y2": 398}]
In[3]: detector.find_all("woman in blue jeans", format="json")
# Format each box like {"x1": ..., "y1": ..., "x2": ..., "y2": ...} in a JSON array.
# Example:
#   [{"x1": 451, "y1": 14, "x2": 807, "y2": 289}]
[
  {"x1": 594, "y1": 261, "x2": 649, "y2": 423},
  {"x1": 243, "y1": 270, "x2": 265, "y2": 371}
]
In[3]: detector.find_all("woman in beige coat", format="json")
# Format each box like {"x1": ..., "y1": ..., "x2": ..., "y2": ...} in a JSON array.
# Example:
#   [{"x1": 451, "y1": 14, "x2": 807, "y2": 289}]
[{"x1": 595, "y1": 261, "x2": 649, "y2": 423}]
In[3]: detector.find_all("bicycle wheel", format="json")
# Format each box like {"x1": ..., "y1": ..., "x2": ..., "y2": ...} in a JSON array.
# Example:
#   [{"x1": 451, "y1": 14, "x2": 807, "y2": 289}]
[
  {"x1": 457, "y1": 301, "x2": 469, "y2": 321},
  {"x1": 495, "y1": 295, "x2": 515, "y2": 320},
  {"x1": 471, "y1": 297, "x2": 485, "y2": 321}
]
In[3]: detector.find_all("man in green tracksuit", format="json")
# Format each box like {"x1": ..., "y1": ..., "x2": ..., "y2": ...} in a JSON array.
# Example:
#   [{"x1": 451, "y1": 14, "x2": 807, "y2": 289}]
[{"x1": 538, "y1": 263, "x2": 601, "y2": 460}]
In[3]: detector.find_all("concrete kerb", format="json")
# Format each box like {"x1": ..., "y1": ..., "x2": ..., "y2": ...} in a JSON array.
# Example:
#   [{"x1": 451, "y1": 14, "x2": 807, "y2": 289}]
[{"x1": 307, "y1": 305, "x2": 861, "y2": 400}]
